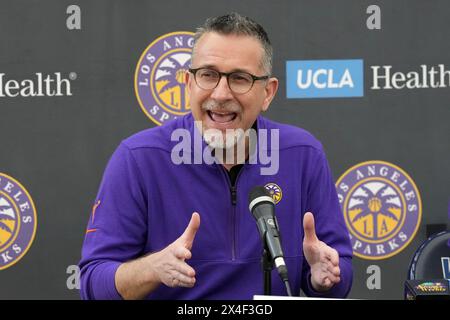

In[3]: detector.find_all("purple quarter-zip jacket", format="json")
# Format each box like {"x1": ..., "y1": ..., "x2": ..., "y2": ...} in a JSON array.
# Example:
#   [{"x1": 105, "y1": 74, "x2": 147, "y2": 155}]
[{"x1": 79, "y1": 113, "x2": 353, "y2": 300}]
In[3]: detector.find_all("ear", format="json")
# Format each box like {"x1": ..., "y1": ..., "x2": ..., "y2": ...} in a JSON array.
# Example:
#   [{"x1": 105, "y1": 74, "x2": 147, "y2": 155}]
[
  {"x1": 185, "y1": 70, "x2": 192, "y2": 95},
  {"x1": 261, "y1": 77, "x2": 279, "y2": 112}
]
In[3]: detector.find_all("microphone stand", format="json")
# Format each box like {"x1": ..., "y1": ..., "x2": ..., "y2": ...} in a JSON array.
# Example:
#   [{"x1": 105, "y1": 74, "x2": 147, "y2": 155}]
[
  {"x1": 261, "y1": 232, "x2": 293, "y2": 297},
  {"x1": 262, "y1": 247, "x2": 273, "y2": 295}
]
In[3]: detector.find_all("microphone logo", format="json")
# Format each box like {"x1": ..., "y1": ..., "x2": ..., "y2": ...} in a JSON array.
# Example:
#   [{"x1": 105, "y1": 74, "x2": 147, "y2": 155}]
[{"x1": 264, "y1": 183, "x2": 283, "y2": 205}]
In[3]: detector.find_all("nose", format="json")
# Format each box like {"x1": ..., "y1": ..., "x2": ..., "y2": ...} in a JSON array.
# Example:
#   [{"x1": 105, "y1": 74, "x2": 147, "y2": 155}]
[{"x1": 210, "y1": 75, "x2": 234, "y2": 101}]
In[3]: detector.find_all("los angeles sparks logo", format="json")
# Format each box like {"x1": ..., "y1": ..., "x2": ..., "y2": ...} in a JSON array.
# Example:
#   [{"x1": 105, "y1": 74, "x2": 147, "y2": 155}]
[
  {"x1": 135, "y1": 32, "x2": 194, "y2": 126},
  {"x1": 336, "y1": 161, "x2": 422, "y2": 260},
  {"x1": 0, "y1": 173, "x2": 37, "y2": 270},
  {"x1": 264, "y1": 183, "x2": 282, "y2": 204}
]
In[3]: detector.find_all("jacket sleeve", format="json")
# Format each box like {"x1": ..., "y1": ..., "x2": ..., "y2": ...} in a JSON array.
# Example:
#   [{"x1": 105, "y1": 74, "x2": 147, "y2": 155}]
[
  {"x1": 79, "y1": 142, "x2": 148, "y2": 300},
  {"x1": 301, "y1": 148, "x2": 353, "y2": 298}
]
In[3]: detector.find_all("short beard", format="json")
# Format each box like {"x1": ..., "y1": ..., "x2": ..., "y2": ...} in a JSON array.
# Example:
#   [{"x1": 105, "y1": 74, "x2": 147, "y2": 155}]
[
  {"x1": 204, "y1": 128, "x2": 245, "y2": 150},
  {"x1": 201, "y1": 98, "x2": 243, "y2": 149}
]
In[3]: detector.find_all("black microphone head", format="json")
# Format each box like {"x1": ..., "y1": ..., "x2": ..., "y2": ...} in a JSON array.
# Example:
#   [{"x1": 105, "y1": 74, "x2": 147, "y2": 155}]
[
  {"x1": 248, "y1": 186, "x2": 270, "y2": 203},
  {"x1": 248, "y1": 186, "x2": 274, "y2": 213}
]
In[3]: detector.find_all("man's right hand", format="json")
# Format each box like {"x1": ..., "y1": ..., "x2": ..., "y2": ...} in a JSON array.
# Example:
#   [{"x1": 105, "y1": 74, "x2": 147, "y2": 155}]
[
  {"x1": 150, "y1": 212, "x2": 200, "y2": 288},
  {"x1": 115, "y1": 212, "x2": 200, "y2": 299}
]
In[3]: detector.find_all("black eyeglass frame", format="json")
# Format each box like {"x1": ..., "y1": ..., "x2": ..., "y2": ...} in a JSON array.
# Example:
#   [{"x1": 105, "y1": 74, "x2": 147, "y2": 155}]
[{"x1": 188, "y1": 67, "x2": 270, "y2": 94}]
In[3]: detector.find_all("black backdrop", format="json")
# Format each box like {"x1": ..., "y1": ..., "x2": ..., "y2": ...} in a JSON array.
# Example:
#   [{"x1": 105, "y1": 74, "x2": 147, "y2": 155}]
[{"x1": 0, "y1": 0, "x2": 449, "y2": 299}]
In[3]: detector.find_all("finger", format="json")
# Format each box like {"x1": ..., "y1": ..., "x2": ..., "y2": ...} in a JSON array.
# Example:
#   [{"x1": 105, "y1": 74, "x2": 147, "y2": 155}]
[
  {"x1": 325, "y1": 248, "x2": 340, "y2": 266},
  {"x1": 164, "y1": 270, "x2": 177, "y2": 288},
  {"x1": 177, "y1": 279, "x2": 196, "y2": 288},
  {"x1": 326, "y1": 273, "x2": 341, "y2": 284},
  {"x1": 173, "y1": 246, "x2": 192, "y2": 260},
  {"x1": 174, "y1": 262, "x2": 196, "y2": 278},
  {"x1": 322, "y1": 277, "x2": 331, "y2": 288},
  {"x1": 177, "y1": 275, "x2": 196, "y2": 288},
  {"x1": 303, "y1": 212, "x2": 318, "y2": 244},
  {"x1": 327, "y1": 264, "x2": 341, "y2": 277},
  {"x1": 173, "y1": 271, "x2": 196, "y2": 286},
  {"x1": 179, "y1": 212, "x2": 201, "y2": 249},
  {"x1": 171, "y1": 277, "x2": 180, "y2": 288},
  {"x1": 166, "y1": 270, "x2": 195, "y2": 288},
  {"x1": 321, "y1": 265, "x2": 340, "y2": 283}
]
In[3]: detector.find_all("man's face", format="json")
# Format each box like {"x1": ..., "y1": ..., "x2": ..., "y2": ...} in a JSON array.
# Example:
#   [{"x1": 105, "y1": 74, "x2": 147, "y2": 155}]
[{"x1": 187, "y1": 32, "x2": 278, "y2": 147}]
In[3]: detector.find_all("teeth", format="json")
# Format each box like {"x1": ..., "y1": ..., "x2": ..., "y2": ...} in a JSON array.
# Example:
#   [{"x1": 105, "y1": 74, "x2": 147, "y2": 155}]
[{"x1": 209, "y1": 111, "x2": 236, "y2": 123}]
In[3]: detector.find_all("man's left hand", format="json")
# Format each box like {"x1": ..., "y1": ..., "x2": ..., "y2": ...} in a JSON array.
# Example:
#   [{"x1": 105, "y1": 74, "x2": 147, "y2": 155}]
[{"x1": 302, "y1": 212, "x2": 341, "y2": 292}]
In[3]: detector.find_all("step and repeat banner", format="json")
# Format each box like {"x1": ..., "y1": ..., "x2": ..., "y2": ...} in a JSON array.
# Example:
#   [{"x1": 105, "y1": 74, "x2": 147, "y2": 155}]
[{"x1": 0, "y1": 0, "x2": 449, "y2": 299}]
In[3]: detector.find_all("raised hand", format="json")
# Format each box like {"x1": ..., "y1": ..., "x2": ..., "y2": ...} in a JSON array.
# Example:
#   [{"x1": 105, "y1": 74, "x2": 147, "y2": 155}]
[
  {"x1": 115, "y1": 212, "x2": 201, "y2": 299},
  {"x1": 302, "y1": 212, "x2": 341, "y2": 292},
  {"x1": 149, "y1": 212, "x2": 200, "y2": 288}
]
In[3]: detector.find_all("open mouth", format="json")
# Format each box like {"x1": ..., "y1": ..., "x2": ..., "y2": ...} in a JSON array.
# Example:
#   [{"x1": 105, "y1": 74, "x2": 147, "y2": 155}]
[{"x1": 207, "y1": 110, "x2": 238, "y2": 124}]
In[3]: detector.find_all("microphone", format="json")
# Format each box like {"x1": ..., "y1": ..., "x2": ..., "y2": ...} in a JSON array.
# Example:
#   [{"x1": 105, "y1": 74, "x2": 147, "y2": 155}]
[{"x1": 248, "y1": 186, "x2": 292, "y2": 295}]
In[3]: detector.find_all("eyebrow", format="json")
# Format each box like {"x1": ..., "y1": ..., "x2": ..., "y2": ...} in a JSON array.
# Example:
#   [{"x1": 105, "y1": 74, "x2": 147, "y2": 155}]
[{"x1": 196, "y1": 64, "x2": 255, "y2": 74}]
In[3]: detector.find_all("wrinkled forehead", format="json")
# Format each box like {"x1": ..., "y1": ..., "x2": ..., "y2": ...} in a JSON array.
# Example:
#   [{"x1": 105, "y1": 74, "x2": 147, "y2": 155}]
[{"x1": 191, "y1": 32, "x2": 265, "y2": 73}]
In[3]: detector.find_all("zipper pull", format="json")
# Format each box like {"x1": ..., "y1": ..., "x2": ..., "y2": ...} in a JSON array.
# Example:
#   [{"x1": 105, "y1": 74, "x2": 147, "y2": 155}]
[{"x1": 230, "y1": 186, "x2": 237, "y2": 205}]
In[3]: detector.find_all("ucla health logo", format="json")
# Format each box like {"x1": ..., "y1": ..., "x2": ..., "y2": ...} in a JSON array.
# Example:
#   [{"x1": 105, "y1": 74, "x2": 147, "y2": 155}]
[
  {"x1": 135, "y1": 32, "x2": 194, "y2": 126},
  {"x1": 286, "y1": 59, "x2": 364, "y2": 98},
  {"x1": 336, "y1": 161, "x2": 422, "y2": 260},
  {"x1": 0, "y1": 173, "x2": 37, "y2": 270}
]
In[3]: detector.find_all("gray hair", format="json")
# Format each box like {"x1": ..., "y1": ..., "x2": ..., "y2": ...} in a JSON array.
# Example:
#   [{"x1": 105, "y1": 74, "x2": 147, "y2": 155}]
[{"x1": 192, "y1": 13, "x2": 273, "y2": 75}]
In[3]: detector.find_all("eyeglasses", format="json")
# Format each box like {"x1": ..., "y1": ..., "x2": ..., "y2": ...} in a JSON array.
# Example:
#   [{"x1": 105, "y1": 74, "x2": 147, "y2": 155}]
[{"x1": 188, "y1": 67, "x2": 269, "y2": 94}]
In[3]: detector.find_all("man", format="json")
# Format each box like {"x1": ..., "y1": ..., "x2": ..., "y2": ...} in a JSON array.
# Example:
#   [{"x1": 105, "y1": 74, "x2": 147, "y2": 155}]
[{"x1": 79, "y1": 13, "x2": 352, "y2": 300}]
